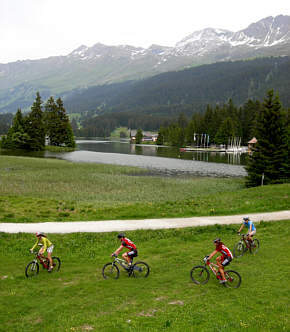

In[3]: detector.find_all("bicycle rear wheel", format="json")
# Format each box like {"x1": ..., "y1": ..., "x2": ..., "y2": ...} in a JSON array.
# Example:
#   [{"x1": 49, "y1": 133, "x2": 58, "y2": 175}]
[
  {"x1": 249, "y1": 239, "x2": 259, "y2": 255},
  {"x1": 131, "y1": 261, "x2": 150, "y2": 278},
  {"x1": 224, "y1": 270, "x2": 241, "y2": 288},
  {"x1": 190, "y1": 266, "x2": 209, "y2": 285},
  {"x1": 25, "y1": 261, "x2": 39, "y2": 278},
  {"x1": 52, "y1": 257, "x2": 61, "y2": 272},
  {"x1": 233, "y1": 241, "x2": 245, "y2": 258},
  {"x1": 102, "y1": 263, "x2": 119, "y2": 279}
]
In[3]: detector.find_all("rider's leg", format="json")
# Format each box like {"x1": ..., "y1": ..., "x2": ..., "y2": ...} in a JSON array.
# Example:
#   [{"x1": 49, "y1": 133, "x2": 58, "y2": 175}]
[
  {"x1": 122, "y1": 252, "x2": 132, "y2": 265},
  {"x1": 216, "y1": 256, "x2": 226, "y2": 280},
  {"x1": 47, "y1": 252, "x2": 53, "y2": 269}
]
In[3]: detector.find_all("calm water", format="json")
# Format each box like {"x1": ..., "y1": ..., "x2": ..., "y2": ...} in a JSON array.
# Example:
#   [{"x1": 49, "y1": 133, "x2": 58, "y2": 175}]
[
  {"x1": 75, "y1": 139, "x2": 248, "y2": 165},
  {"x1": 0, "y1": 139, "x2": 247, "y2": 177}
]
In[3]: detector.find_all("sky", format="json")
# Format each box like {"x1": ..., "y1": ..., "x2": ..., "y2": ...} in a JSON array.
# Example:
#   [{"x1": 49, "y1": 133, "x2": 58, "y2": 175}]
[{"x1": 1, "y1": 0, "x2": 289, "y2": 63}]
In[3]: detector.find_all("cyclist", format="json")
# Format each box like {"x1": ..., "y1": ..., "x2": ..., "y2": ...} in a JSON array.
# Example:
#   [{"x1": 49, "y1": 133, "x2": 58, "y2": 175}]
[
  {"x1": 112, "y1": 233, "x2": 138, "y2": 267},
  {"x1": 237, "y1": 217, "x2": 256, "y2": 244},
  {"x1": 205, "y1": 238, "x2": 233, "y2": 284},
  {"x1": 30, "y1": 232, "x2": 54, "y2": 272}
]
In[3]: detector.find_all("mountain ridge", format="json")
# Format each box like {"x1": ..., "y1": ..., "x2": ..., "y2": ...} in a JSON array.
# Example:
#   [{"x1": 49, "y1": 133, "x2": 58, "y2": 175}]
[{"x1": 0, "y1": 14, "x2": 289, "y2": 113}]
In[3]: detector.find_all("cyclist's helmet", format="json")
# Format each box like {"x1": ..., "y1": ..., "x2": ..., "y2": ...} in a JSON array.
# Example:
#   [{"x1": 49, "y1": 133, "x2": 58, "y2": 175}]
[
  {"x1": 36, "y1": 232, "x2": 44, "y2": 237},
  {"x1": 213, "y1": 238, "x2": 221, "y2": 245},
  {"x1": 243, "y1": 217, "x2": 249, "y2": 221},
  {"x1": 117, "y1": 233, "x2": 125, "y2": 239}
]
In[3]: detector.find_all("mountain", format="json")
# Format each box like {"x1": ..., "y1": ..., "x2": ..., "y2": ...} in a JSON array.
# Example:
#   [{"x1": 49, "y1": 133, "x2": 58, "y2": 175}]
[
  {"x1": 65, "y1": 56, "x2": 290, "y2": 115},
  {"x1": 0, "y1": 15, "x2": 289, "y2": 113}
]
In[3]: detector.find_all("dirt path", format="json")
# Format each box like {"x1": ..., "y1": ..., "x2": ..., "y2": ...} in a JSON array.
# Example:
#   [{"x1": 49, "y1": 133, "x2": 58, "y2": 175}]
[{"x1": 0, "y1": 211, "x2": 289, "y2": 234}]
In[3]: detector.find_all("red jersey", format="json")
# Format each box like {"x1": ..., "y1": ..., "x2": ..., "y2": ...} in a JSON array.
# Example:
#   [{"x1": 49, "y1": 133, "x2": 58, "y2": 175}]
[
  {"x1": 216, "y1": 243, "x2": 233, "y2": 259},
  {"x1": 121, "y1": 238, "x2": 137, "y2": 251}
]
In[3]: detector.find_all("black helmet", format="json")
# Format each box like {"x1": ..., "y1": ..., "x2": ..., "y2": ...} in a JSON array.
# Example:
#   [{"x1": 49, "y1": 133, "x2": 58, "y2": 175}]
[
  {"x1": 213, "y1": 238, "x2": 221, "y2": 244},
  {"x1": 243, "y1": 217, "x2": 249, "y2": 221},
  {"x1": 117, "y1": 233, "x2": 125, "y2": 239}
]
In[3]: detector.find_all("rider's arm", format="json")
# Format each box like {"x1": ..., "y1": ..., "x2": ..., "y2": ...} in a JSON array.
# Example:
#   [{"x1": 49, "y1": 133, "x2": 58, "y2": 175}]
[
  {"x1": 238, "y1": 224, "x2": 244, "y2": 233},
  {"x1": 207, "y1": 250, "x2": 218, "y2": 261},
  {"x1": 113, "y1": 245, "x2": 124, "y2": 256},
  {"x1": 30, "y1": 239, "x2": 38, "y2": 251}
]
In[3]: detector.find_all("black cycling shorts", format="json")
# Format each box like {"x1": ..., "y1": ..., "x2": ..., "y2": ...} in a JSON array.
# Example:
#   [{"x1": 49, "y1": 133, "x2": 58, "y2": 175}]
[
  {"x1": 127, "y1": 249, "x2": 138, "y2": 258},
  {"x1": 222, "y1": 256, "x2": 232, "y2": 267}
]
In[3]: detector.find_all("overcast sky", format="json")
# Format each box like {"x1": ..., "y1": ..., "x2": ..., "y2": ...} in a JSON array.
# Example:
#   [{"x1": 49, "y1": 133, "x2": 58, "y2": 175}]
[{"x1": 1, "y1": 0, "x2": 289, "y2": 63}]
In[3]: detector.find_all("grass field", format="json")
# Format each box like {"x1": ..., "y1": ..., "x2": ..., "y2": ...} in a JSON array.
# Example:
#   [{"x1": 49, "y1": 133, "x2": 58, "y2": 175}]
[
  {"x1": 0, "y1": 220, "x2": 289, "y2": 331},
  {"x1": 0, "y1": 156, "x2": 289, "y2": 222}
]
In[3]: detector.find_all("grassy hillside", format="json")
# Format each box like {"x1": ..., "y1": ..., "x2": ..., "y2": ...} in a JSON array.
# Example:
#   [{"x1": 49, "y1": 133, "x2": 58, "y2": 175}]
[
  {"x1": 0, "y1": 156, "x2": 289, "y2": 222},
  {"x1": 0, "y1": 220, "x2": 289, "y2": 331}
]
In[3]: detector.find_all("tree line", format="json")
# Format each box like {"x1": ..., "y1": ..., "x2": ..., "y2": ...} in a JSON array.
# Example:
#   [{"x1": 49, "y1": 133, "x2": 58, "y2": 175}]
[{"x1": 0, "y1": 93, "x2": 75, "y2": 151}]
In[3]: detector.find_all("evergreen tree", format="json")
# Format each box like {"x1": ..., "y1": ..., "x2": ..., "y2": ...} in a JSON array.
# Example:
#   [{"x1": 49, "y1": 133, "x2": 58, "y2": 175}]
[
  {"x1": 246, "y1": 90, "x2": 289, "y2": 187},
  {"x1": 214, "y1": 117, "x2": 236, "y2": 147},
  {"x1": 135, "y1": 129, "x2": 143, "y2": 144},
  {"x1": 0, "y1": 109, "x2": 30, "y2": 149},
  {"x1": 25, "y1": 92, "x2": 45, "y2": 150},
  {"x1": 44, "y1": 97, "x2": 75, "y2": 147}
]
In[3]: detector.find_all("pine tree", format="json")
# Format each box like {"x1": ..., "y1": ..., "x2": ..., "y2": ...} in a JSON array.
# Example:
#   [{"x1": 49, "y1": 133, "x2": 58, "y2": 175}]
[
  {"x1": 246, "y1": 90, "x2": 289, "y2": 187},
  {"x1": 0, "y1": 109, "x2": 30, "y2": 149},
  {"x1": 44, "y1": 97, "x2": 75, "y2": 148},
  {"x1": 135, "y1": 129, "x2": 143, "y2": 144},
  {"x1": 25, "y1": 92, "x2": 45, "y2": 150},
  {"x1": 214, "y1": 117, "x2": 236, "y2": 147}
]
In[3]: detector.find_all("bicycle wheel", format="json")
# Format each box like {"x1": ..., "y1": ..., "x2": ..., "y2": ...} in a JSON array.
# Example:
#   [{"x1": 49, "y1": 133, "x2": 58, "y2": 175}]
[
  {"x1": 233, "y1": 241, "x2": 245, "y2": 258},
  {"x1": 52, "y1": 257, "x2": 61, "y2": 272},
  {"x1": 102, "y1": 263, "x2": 119, "y2": 279},
  {"x1": 249, "y1": 239, "x2": 260, "y2": 255},
  {"x1": 25, "y1": 261, "x2": 39, "y2": 278},
  {"x1": 224, "y1": 270, "x2": 241, "y2": 288},
  {"x1": 190, "y1": 266, "x2": 210, "y2": 285},
  {"x1": 131, "y1": 261, "x2": 150, "y2": 278}
]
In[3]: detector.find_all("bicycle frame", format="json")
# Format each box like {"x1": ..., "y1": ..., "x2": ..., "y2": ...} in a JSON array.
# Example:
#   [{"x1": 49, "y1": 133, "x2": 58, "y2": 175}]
[
  {"x1": 112, "y1": 257, "x2": 131, "y2": 271},
  {"x1": 205, "y1": 261, "x2": 222, "y2": 280},
  {"x1": 32, "y1": 252, "x2": 50, "y2": 269}
]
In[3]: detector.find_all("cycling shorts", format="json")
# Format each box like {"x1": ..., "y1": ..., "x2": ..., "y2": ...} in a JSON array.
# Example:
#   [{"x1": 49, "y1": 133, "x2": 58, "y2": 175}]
[
  {"x1": 127, "y1": 249, "x2": 138, "y2": 258},
  {"x1": 222, "y1": 256, "x2": 232, "y2": 267},
  {"x1": 47, "y1": 245, "x2": 54, "y2": 253}
]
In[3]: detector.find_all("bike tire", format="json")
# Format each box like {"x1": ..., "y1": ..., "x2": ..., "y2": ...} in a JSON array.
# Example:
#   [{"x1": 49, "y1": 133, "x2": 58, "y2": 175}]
[
  {"x1": 102, "y1": 263, "x2": 120, "y2": 279},
  {"x1": 52, "y1": 256, "x2": 61, "y2": 272},
  {"x1": 224, "y1": 270, "x2": 242, "y2": 288},
  {"x1": 190, "y1": 265, "x2": 210, "y2": 285},
  {"x1": 233, "y1": 241, "x2": 245, "y2": 258},
  {"x1": 249, "y1": 238, "x2": 260, "y2": 255},
  {"x1": 25, "y1": 261, "x2": 39, "y2": 278},
  {"x1": 131, "y1": 261, "x2": 150, "y2": 278}
]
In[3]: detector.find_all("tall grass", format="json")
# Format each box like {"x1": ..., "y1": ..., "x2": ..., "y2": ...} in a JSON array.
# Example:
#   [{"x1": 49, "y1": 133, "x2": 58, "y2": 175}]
[
  {"x1": 0, "y1": 156, "x2": 289, "y2": 222},
  {"x1": 0, "y1": 220, "x2": 289, "y2": 331}
]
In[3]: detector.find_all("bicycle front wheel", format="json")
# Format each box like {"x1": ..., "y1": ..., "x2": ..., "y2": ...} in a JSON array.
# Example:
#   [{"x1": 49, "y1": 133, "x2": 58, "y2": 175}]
[
  {"x1": 190, "y1": 266, "x2": 210, "y2": 285},
  {"x1": 233, "y1": 241, "x2": 245, "y2": 258},
  {"x1": 224, "y1": 270, "x2": 241, "y2": 288},
  {"x1": 25, "y1": 261, "x2": 39, "y2": 278},
  {"x1": 52, "y1": 257, "x2": 61, "y2": 272},
  {"x1": 131, "y1": 261, "x2": 150, "y2": 278},
  {"x1": 102, "y1": 263, "x2": 119, "y2": 279},
  {"x1": 249, "y1": 239, "x2": 260, "y2": 255}
]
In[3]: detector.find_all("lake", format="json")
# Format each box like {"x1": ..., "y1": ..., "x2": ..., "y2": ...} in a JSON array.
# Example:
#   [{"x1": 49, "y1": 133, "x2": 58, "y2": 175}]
[{"x1": 0, "y1": 139, "x2": 247, "y2": 177}]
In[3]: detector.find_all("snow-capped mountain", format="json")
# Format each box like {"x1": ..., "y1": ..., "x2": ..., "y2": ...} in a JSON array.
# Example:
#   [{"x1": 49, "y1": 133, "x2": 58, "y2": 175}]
[{"x1": 0, "y1": 15, "x2": 289, "y2": 113}]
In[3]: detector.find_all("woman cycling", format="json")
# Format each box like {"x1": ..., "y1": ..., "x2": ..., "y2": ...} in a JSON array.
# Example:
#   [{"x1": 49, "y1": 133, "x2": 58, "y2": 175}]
[
  {"x1": 205, "y1": 238, "x2": 233, "y2": 284},
  {"x1": 30, "y1": 232, "x2": 54, "y2": 272}
]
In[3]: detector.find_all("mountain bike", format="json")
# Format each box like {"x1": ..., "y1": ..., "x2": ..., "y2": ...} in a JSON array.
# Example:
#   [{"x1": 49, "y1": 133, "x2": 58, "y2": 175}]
[
  {"x1": 233, "y1": 234, "x2": 260, "y2": 258},
  {"x1": 102, "y1": 255, "x2": 150, "y2": 279},
  {"x1": 190, "y1": 257, "x2": 241, "y2": 288},
  {"x1": 25, "y1": 252, "x2": 61, "y2": 278}
]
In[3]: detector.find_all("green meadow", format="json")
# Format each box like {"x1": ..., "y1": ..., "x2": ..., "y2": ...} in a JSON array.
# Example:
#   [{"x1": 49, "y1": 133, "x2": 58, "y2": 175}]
[
  {"x1": 0, "y1": 156, "x2": 289, "y2": 222},
  {"x1": 0, "y1": 220, "x2": 289, "y2": 331}
]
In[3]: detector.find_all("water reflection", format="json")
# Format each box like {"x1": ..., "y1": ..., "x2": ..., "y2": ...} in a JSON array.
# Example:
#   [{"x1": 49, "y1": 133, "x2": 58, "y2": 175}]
[{"x1": 0, "y1": 139, "x2": 247, "y2": 166}]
